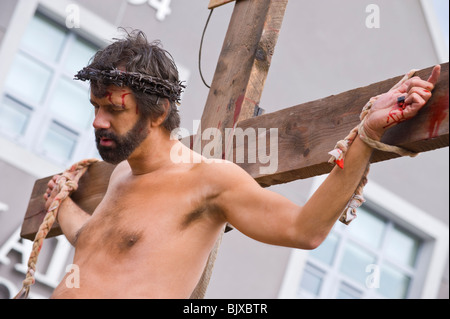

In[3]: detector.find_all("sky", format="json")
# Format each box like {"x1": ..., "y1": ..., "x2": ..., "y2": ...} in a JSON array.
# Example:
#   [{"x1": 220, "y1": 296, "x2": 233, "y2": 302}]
[{"x1": 432, "y1": 0, "x2": 449, "y2": 49}]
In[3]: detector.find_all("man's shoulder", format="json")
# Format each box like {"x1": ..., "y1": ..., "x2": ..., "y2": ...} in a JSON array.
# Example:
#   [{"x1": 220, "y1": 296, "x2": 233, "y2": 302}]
[
  {"x1": 196, "y1": 157, "x2": 238, "y2": 172},
  {"x1": 194, "y1": 158, "x2": 256, "y2": 188}
]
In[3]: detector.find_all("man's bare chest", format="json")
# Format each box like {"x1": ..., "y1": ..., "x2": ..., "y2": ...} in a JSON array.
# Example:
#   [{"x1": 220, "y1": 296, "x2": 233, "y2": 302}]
[{"x1": 74, "y1": 170, "x2": 222, "y2": 253}]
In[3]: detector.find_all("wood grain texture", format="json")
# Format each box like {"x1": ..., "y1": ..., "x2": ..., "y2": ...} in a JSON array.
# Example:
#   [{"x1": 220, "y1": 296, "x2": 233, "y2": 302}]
[
  {"x1": 197, "y1": 0, "x2": 288, "y2": 160},
  {"x1": 208, "y1": 0, "x2": 235, "y2": 9}
]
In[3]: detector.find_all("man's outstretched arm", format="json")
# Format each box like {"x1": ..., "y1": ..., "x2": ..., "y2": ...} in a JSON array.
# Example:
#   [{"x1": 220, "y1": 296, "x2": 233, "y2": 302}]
[{"x1": 213, "y1": 65, "x2": 441, "y2": 250}]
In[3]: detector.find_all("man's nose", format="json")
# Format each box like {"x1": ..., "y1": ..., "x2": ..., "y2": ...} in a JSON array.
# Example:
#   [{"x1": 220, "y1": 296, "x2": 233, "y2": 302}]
[{"x1": 92, "y1": 108, "x2": 111, "y2": 130}]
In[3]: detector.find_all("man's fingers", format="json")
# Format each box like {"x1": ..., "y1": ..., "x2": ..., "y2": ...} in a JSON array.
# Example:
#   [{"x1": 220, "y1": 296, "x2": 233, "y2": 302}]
[
  {"x1": 406, "y1": 77, "x2": 435, "y2": 93},
  {"x1": 44, "y1": 175, "x2": 61, "y2": 200},
  {"x1": 427, "y1": 64, "x2": 441, "y2": 87},
  {"x1": 399, "y1": 65, "x2": 441, "y2": 93},
  {"x1": 403, "y1": 65, "x2": 440, "y2": 110},
  {"x1": 408, "y1": 86, "x2": 432, "y2": 100},
  {"x1": 48, "y1": 175, "x2": 60, "y2": 188},
  {"x1": 405, "y1": 92, "x2": 426, "y2": 114}
]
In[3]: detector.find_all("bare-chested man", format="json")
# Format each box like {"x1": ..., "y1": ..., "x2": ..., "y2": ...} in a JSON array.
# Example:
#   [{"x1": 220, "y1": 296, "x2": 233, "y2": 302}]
[{"x1": 45, "y1": 31, "x2": 441, "y2": 298}]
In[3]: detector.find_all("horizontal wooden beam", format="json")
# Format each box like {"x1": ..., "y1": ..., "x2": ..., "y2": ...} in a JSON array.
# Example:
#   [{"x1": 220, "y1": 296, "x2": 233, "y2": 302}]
[{"x1": 235, "y1": 63, "x2": 449, "y2": 186}]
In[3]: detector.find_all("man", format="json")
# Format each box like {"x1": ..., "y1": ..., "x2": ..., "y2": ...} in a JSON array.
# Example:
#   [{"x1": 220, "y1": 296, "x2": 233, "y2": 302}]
[{"x1": 45, "y1": 30, "x2": 440, "y2": 298}]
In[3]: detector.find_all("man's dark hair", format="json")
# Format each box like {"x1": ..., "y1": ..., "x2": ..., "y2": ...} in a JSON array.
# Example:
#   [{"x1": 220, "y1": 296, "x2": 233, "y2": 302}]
[{"x1": 85, "y1": 29, "x2": 182, "y2": 132}]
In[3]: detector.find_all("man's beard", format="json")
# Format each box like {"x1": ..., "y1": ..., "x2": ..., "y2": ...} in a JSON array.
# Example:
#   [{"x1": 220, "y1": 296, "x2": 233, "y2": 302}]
[{"x1": 95, "y1": 117, "x2": 149, "y2": 164}]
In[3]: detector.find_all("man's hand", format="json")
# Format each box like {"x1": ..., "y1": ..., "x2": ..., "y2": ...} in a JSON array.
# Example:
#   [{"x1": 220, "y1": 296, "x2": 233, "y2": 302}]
[
  {"x1": 43, "y1": 168, "x2": 81, "y2": 210},
  {"x1": 43, "y1": 170, "x2": 92, "y2": 246},
  {"x1": 363, "y1": 65, "x2": 441, "y2": 141},
  {"x1": 43, "y1": 175, "x2": 61, "y2": 211}
]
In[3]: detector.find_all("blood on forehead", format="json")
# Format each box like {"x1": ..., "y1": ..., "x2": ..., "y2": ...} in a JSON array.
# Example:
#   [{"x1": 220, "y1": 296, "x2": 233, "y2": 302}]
[
  {"x1": 102, "y1": 87, "x2": 134, "y2": 109},
  {"x1": 91, "y1": 85, "x2": 139, "y2": 114},
  {"x1": 121, "y1": 93, "x2": 131, "y2": 107}
]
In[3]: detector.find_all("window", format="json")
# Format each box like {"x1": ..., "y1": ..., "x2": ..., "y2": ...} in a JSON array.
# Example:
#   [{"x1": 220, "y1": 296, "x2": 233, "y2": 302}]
[
  {"x1": 278, "y1": 177, "x2": 449, "y2": 299},
  {"x1": 0, "y1": 12, "x2": 100, "y2": 165},
  {"x1": 0, "y1": 97, "x2": 32, "y2": 137},
  {"x1": 298, "y1": 205, "x2": 422, "y2": 299}
]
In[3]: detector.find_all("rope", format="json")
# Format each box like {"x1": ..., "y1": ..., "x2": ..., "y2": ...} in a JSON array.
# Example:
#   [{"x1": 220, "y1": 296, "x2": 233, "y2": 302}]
[
  {"x1": 358, "y1": 122, "x2": 419, "y2": 158},
  {"x1": 190, "y1": 226, "x2": 225, "y2": 299},
  {"x1": 13, "y1": 158, "x2": 99, "y2": 299},
  {"x1": 328, "y1": 69, "x2": 418, "y2": 225}
]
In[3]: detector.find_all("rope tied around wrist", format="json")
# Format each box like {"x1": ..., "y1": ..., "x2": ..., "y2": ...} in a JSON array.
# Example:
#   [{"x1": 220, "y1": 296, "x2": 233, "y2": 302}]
[
  {"x1": 13, "y1": 158, "x2": 99, "y2": 299},
  {"x1": 328, "y1": 69, "x2": 419, "y2": 225}
]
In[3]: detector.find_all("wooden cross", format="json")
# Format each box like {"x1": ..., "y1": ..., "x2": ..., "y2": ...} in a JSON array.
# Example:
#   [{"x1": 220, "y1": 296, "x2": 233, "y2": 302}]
[{"x1": 19, "y1": 0, "x2": 448, "y2": 297}]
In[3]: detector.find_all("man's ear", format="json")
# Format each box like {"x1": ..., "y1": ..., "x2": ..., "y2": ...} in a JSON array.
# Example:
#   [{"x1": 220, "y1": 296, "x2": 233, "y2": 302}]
[{"x1": 151, "y1": 98, "x2": 170, "y2": 127}]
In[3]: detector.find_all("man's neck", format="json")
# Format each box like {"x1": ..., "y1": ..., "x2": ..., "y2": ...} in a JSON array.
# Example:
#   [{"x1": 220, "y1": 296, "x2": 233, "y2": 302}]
[{"x1": 126, "y1": 127, "x2": 177, "y2": 175}]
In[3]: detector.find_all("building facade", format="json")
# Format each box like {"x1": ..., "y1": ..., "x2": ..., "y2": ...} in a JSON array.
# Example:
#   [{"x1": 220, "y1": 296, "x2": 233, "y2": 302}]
[{"x1": 0, "y1": 0, "x2": 448, "y2": 299}]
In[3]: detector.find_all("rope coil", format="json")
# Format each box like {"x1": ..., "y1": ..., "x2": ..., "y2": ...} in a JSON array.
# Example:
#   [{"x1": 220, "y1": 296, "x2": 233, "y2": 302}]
[{"x1": 13, "y1": 159, "x2": 99, "y2": 299}]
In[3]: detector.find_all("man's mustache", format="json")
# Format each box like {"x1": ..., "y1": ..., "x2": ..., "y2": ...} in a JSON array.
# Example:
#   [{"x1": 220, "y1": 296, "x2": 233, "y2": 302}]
[{"x1": 95, "y1": 129, "x2": 118, "y2": 142}]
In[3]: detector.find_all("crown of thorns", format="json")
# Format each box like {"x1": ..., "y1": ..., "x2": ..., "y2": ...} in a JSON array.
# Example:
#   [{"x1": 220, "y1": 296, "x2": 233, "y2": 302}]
[{"x1": 74, "y1": 67, "x2": 185, "y2": 103}]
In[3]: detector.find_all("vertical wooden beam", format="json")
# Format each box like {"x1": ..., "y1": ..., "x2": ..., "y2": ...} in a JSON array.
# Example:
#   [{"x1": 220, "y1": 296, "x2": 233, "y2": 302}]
[
  {"x1": 208, "y1": 0, "x2": 235, "y2": 9},
  {"x1": 196, "y1": 0, "x2": 288, "y2": 160},
  {"x1": 191, "y1": 0, "x2": 288, "y2": 299}
]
